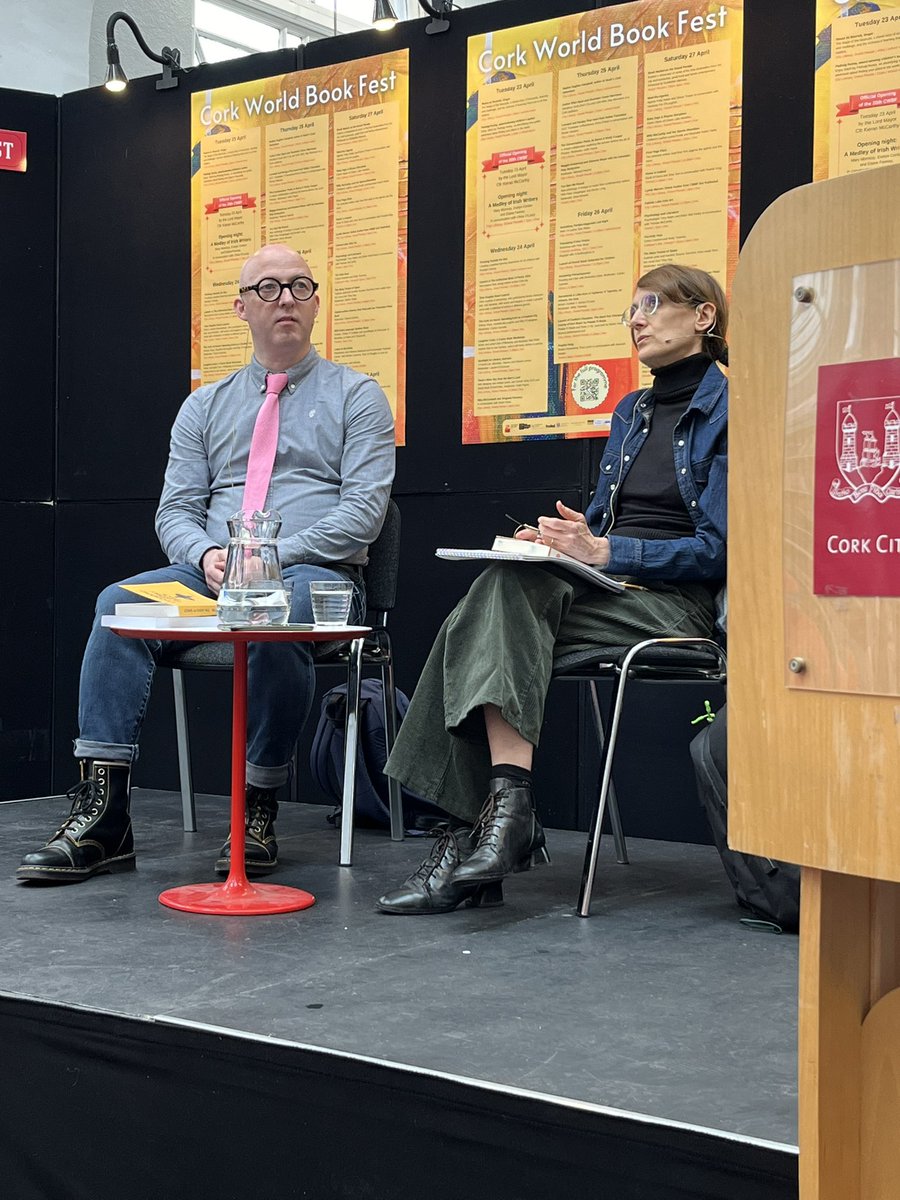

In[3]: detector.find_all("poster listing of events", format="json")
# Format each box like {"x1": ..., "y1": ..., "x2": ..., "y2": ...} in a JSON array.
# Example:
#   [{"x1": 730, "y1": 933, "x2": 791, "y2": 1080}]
[
  {"x1": 190, "y1": 51, "x2": 409, "y2": 443},
  {"x1": 463, "y1": 1, "x2": 743, "y2": 445},
  {"x1": 814, "y1": 0, "x2": 900, "y2": 182}
]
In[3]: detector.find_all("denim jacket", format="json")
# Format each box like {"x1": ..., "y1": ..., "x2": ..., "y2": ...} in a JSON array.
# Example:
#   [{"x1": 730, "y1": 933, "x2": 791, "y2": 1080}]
[{"x1": 583, "y1": 360, "x2": 727, "y2": 582}]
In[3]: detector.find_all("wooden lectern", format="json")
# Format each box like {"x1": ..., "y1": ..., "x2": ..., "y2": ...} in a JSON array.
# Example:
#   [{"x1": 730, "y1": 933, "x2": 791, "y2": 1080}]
[{"x1": 730, "y1": 163, "x2": 900, "y2": 1200}]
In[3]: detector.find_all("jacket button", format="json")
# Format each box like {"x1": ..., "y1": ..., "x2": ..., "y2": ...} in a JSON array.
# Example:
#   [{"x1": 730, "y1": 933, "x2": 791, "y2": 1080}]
[
  {"x1": 624, "y1": 455, "x2": 630, "y2": 462},
  {"x1": 681, "y1": 467, "x2": 687, "y2": 474},
  {"x1": 678, "y1": 439, "x2": 684, "y2": 447},
  {"x1": 691, "y1": 500, "x2": 697, "y2": 507}
]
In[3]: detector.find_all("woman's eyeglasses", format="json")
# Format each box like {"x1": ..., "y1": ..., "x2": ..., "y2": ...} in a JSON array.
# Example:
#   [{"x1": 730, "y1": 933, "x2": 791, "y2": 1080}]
[{"x1": 621, "y1": 293, "x2": 662, "y2": 325}]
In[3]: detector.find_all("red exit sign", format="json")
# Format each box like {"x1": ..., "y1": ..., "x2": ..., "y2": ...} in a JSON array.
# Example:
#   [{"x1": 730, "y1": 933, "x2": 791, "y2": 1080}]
[{"x1": 0, "y1": 129, "x2": 27, "y2": 172}]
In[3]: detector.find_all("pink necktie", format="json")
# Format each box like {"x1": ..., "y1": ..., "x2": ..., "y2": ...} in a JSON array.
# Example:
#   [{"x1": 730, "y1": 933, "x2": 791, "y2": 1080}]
[{"x1": 242, "y1": 372, "x2": 288, "y2": 516}]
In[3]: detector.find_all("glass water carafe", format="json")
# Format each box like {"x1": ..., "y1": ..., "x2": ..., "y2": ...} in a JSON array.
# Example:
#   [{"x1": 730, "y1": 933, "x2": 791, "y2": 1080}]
[{"x1": 217, "y1": 510, "x2": 290, "y2": 627}]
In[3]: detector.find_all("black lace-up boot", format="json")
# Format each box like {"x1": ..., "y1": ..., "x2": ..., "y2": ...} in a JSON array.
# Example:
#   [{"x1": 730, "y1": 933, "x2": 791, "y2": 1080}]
[
  {"x1": 375, "y1": 825, "x2": 504, "y2": 914},
  {"x1": 451, "y1": 777, "x2": 549, "y2": 888},
  {"x1": 16, "y1": 760, "x2": 135, "y2": 884},
  {"x1": 216, "y1": 785, "x2": 279, "y2": 876}
]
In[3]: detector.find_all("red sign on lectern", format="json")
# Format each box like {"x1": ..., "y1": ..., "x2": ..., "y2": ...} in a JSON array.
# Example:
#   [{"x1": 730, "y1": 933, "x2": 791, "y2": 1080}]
[
  {"x1": 0, "y1": 129, "x2": 27, "y2": 172},
  {"x1": 814, "y1": 358, "x2": 900, "y2": 597}
]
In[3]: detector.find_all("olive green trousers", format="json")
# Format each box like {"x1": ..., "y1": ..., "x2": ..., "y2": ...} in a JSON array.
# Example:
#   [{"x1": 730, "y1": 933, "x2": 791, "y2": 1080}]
[{"x1": 385, "y1": 563, "x2": 716, "y2": 823}]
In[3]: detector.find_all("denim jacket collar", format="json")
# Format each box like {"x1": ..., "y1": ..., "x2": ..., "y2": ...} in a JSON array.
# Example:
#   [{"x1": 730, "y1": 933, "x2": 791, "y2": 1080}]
[{"x1": 679, "y1": 360, "x2": 727, "y2": 418}]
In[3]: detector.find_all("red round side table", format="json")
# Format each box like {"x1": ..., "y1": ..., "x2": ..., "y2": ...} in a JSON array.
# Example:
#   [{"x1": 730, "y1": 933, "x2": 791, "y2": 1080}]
[{"x1": 110, "y1": 622, "x2": 370, "y2": 915}]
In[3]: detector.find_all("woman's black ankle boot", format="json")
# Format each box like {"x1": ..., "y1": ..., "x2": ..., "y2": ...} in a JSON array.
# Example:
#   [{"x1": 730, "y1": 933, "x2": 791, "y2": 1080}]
[
  {"x1": 375, "y1": 826, "x2": 504, "y2": 914},
  {"x1": 451, "y1": 777, "x2": 548, "y2": 887}
]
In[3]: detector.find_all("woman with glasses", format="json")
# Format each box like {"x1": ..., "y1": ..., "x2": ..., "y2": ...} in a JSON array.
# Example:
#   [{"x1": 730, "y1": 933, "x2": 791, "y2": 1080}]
[{"x1": 376, "y1": 262, "x2": 728, "y2": 916}]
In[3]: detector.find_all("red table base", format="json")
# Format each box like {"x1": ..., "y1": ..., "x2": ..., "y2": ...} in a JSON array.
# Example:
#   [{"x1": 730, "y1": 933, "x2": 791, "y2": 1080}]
[{"x1": 159, "y1": 877, "x2": 316, "y2": 915}]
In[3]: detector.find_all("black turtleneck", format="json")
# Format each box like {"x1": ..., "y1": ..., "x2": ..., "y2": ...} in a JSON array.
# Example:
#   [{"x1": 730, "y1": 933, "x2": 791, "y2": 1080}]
[{"x1": 610, "y1": 353, "x2": 709, "y2": 542}]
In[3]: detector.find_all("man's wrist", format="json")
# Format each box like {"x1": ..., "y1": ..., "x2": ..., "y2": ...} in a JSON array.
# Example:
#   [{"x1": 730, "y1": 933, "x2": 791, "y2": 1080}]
[{"x1": 199, "y1": 546, "x2": 220, "y2": 569}]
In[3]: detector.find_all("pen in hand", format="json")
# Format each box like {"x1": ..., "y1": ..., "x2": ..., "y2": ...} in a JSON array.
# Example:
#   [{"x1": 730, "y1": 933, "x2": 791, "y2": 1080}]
[{"x1": 505, "y1": 513, "x2": 540, "y2": 535}]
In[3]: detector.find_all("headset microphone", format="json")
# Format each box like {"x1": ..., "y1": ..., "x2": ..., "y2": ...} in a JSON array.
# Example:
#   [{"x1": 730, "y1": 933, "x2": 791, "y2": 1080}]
[{"x1": 663, "y1": 327, "x2": 716, "y2": 345}]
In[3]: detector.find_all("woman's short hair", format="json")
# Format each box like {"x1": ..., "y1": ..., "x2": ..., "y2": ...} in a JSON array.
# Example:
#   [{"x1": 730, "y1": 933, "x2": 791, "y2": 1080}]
[{"x1": 635, "y1": 263, "x2": 729, "y2": 364}]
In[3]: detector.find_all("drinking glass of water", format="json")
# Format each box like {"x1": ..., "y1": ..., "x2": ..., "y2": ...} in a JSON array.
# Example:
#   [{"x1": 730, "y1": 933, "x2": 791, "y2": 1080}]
[{"x1": 309, "y1": 580, "x2": 354, "y2": 626}]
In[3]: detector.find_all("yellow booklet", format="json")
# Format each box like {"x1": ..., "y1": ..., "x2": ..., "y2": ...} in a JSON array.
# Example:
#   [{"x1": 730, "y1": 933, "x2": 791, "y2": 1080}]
[{"x1": 120, "y1": 582, "x2": 218, "y2": 617}]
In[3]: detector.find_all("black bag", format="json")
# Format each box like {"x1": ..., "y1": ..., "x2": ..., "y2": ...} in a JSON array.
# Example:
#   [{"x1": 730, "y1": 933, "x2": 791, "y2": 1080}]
[
  {"x1": 310, "y1": 679, "x2": 445, "y2": 832},
  {"x1": 690, "y1": 705, "x2": 800, "y2": 932}
]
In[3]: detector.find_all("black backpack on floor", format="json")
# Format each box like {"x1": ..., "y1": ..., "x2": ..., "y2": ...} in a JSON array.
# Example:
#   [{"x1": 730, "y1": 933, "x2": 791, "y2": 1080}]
[
  {"x1": 690, "y1": 705, "x2": 800, "y2": 933},
  {"x1": 310, "y1": 679, "x2": 446, "y2": 832}
]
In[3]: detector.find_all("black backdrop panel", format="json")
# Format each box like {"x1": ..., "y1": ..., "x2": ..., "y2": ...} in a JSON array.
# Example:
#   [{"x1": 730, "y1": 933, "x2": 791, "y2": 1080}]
[
  {"x1": 0, "y1": 502, "x2": 53, "y2": 802},
  {"x1": 51, "y1": 500, "x2": 168, "y2": 788},
  {"x1": 0, "y1": 88, "x2": 57, "y2": 503},
  {"x1": 57, "y1": 78, "x2": 191, "y2": 502},
  {"x1": 740, "y1": 0, "x2": 817, "y2": 241}
]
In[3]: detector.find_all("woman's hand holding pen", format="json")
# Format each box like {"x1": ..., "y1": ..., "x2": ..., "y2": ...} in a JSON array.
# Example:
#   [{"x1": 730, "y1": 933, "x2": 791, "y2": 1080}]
[
  {"x1": 512, "y1": 521, "x2": 540, "y2": 543},
  {"x1": 515, "y1": 502, "x2": 611, "y2": 568}
]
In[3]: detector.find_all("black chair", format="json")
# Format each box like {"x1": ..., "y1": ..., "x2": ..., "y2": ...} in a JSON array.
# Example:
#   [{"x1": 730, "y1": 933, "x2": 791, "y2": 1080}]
[
  {"x1": 163, "y1": 499, "x2": 403, "y2": 866},
  {"x1": 552, "y1": 636, "x2": 727, "y2": 916}
]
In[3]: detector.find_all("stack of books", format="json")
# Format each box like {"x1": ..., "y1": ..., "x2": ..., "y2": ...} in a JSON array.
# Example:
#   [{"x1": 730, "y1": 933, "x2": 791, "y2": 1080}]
[{"x1": 100, "y1": 583, "x2": 219, "y2": 629}]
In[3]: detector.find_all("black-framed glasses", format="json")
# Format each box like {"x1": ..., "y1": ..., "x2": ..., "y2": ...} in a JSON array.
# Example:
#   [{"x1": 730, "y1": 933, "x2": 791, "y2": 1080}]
[
  {"x1": 621, "y1": 292, "x2": 662, "y2": 325},
  {"x1": 239, "y1": 276, "x2": 319, "y2": 303}
]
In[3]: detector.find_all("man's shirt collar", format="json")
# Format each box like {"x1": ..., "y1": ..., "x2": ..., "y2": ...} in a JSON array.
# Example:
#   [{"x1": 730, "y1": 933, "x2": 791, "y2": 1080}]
[{"x1": 249, "y1": 346, "x2": 320, "y2": 394}]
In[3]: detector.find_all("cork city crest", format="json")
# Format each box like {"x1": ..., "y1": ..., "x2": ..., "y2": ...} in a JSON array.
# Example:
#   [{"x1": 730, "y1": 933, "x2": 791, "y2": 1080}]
[
  {"x1": 830, "y1": 397, "x2": 900, "y2": 504},
  {"x1": 814, "y1": 358, "x2": 900, "y2": 597}
]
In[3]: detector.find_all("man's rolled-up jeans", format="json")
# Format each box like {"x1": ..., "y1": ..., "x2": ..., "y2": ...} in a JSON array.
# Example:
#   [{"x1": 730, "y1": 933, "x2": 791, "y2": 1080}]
[{"x1": 75, "y1": 561, "x2": 365, "y2": 789}]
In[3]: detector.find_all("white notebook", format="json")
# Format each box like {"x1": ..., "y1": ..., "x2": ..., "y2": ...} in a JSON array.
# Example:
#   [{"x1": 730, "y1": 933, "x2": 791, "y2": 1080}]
[{"x1": 435, "y1": 537, "x2": 625, "y2": 593}]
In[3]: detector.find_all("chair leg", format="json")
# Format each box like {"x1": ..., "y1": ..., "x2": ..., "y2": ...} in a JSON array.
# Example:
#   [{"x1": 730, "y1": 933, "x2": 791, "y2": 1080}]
[
  {"x1": 380, "y1": 640, "x2": 404, "y2": 842},
  {"x1": 171, "y1": 669, "x2": 197, "y2": 833},
  {"x1": 588, "y1": 681, "x2": 629, "y2": 865},
  {"x1": 339, "y1": 637, "x2": 365, "y2": 866},
  {"x1": 289, "y1": 745, "x2": 299, "y2": 806},
  {"x1": 578, "y1": 662, "x2": 637, "y2": 917},
  {"x1": 577, "y1": 636, "x2": 727, "y2": 915}
]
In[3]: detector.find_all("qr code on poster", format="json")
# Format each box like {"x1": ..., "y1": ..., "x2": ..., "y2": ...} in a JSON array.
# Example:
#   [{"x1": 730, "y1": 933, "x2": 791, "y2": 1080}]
[{"x1": 571, "y1": 364, "x2": 609, "y2": 410}]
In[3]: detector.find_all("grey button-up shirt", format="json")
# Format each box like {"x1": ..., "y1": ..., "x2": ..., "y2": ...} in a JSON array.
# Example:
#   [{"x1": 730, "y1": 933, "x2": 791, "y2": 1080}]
[{"x1": 155, "y1": 347, "x2": 395, "y2": 568}]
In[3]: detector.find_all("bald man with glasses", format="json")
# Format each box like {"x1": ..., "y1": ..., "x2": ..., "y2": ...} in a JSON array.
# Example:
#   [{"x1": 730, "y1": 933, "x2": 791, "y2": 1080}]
[{"x1": 18, "y1": 243, "x2": 395, "y2": 887}]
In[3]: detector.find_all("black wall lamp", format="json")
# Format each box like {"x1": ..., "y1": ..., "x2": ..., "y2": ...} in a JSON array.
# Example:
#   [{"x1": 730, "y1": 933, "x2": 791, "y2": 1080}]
[
  {"x1": 104, "y1": 10, "x2": 182, "y2": 93},
  {"x1": 373, "y1": 1, "x2": 400, "y2": 31},
  {"x1": 372, "y1": 0, "x2": 451, "y2": 36}
]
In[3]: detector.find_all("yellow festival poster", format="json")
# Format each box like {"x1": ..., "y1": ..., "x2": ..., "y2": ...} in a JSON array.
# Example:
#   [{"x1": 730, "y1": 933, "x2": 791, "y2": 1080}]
[
  {"x1": 190, "y1": 51, "x2": 409, "y2": 444},
  {"x1": 814, "y1": 0, "x2": 900, "y2": 182},
  {"x1": 463, "y1": 1, "x2": 743, "y2": 445}
]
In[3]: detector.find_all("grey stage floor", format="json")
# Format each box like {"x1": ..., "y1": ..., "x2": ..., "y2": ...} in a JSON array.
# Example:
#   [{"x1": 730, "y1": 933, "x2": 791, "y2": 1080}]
[{"x1": 0, "y1": 790, "x2": 798, "y2": 1148}]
